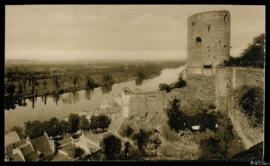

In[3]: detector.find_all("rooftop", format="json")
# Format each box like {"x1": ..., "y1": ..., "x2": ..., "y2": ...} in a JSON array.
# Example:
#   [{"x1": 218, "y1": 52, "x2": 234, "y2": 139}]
[
  {"x1": 31, "y1": 134, "x2": 54, "y2": 157},
  {"x1": 5, "y1": 131, "x2": 21, "y2": 147}
]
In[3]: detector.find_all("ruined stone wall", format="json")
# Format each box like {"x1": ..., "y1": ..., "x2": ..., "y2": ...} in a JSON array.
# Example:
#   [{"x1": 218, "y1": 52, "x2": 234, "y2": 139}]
[
  {"x1": 232, "y1": 67, "x2": 264, "y2": 89},
  {"x1": 187, "y1": 10, "x2": 230, "y2": 67},
  {"x1": 128, "y1": 92, "x2": 166, "y2": 119},
  {"x1": 228, "y1": 101, "x2": 263, "y2": 149},
  {"x1": 167, "y1": 71, "x2": 216, "y2": 110},
  {"x1": 215, "y1": 67, "x2": 264, "y2": 113}
]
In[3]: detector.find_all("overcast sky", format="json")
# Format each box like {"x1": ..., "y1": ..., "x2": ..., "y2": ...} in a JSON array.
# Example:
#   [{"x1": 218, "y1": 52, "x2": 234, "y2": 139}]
[{"x1": 5, "y1": 5, "x2": 265, "y2": 61}]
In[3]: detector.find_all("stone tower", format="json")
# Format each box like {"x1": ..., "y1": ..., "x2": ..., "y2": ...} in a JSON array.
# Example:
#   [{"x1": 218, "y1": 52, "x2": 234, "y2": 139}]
[{"x1": 187, "y1": 10, "x2": 230, "y2": 68}]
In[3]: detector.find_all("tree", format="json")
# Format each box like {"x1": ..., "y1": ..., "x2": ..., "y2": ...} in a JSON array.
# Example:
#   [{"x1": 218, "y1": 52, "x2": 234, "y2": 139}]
[
  {"x1": 239, "y1": 87, "x2": 263, "y2": 127},
  {"x1": 60, "y1": 120, "x2": 72, "y2": 134},
  {"x1": 6, "y1": 83, "x2": 16, "y2": 96},
  {"x1": 166, "y1": 98, "x2": 187, "y2": 131},
  {"x1": 24, "y1": 120, "x2": 45, "y2": 139},
  {"x1": 102, "y1": 134, "x2": 122, "y2": 160},
  {"x1": 86, "y1": 77, "x2": 98, "y2": 90},
  {"x1": 120, "y1": 125, "x2": 134, "y2": 138},
  {"x1": 98, "y1": 115, "x2": 111, "y2": 131},
  {"x1": 119, "y1": 141, "x2": 141, "y2": 160},
  {"x1": 136, "y1": 70, "x2": 146, "y2": 81},
  {"x1": 79, "y1": 115, "x2": 90, "y2": 131},
  {"x1": 174, "y1": 77, "x2": 187, "y2": 88},
  {"x1": 224, "y1": 33, "x2": 265, "y2": 68},
  {"x1": 102, "y1": 74, "x2": 114, "y2": 87},
  {"x1": 90, "y1": 115, "x2": 111, "y2": 131},
  {"x1": 199, "y1": 136, "x2": 225, "y2": 160},
  {"x1": 68, "y1": 114, "x2": 80, "y2": 133},
  {"x1": 132, "y1": 129, "x2": 152, "y2": 154},
  {"x1": 46, "y1": 117, "x2": 63, "y2": 137},
  {"x1": 159, "y1": 83, "x2": 171, "y2": 92}
]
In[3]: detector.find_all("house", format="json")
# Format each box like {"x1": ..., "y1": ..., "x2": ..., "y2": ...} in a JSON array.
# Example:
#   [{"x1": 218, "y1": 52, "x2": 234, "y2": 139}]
[
  {"x1": 5, "y1": 131, "x2": 50, "y2": 162},
  {"x1": 57, "y1": 135, "x2": 76, "y2": 159},
  {"x1": 5, "y1": 131, "x2": 21, "y2": 148},
  {"x1": 76, "y1": 132, "x2": 109, "y2": 155},
  {"x1": 31, "y1": 132, "x2": 55, "y2": 160}
]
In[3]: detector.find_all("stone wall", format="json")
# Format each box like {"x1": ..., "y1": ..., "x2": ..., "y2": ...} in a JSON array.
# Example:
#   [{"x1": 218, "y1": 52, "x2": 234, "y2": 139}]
[
  {"x1": 128, "y1": 92, "x2": 166, "y2": 119},
  {"x1": 166, "y1": 70, "x2": 216, "y2": 111},
  {"x1": 232, "y1": 67, "x2": 264, "y2": 89},
  {"x1": 215, "y1": 67, "x2": 264, "y2": 113},
  {"x1": 228, "y1": 103, "x2": 263, "y2": 149}
]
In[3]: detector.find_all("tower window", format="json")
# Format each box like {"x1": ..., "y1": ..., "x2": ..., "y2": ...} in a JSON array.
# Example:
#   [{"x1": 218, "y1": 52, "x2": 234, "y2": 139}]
[
  {"x1": 224, "y1": 15, "x2": 228, "y2": 24},
  {"x1": 192, "y1": 21, "x2": 195, "y2": 26},
  {"x1": 204, "y1": 64, "x2": 212, "y2": 69},
  {"x1": 208, "y1": 25, "x2": 211, "y2": 32},
  {"x1": 196, "y1": 37, "x2": 202, "y2": 43}
]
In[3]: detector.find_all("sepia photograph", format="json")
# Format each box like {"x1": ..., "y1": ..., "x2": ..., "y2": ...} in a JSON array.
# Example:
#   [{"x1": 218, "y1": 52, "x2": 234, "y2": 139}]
[{"x1": 4, "y1": 4, "x2": 266, "y2": 162}]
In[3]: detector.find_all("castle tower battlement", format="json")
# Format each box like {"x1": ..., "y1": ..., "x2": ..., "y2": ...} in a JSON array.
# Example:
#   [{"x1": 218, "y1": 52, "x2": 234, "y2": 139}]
[{"x1": 187, "y1": 10, "x2": 230, "y2": 69}]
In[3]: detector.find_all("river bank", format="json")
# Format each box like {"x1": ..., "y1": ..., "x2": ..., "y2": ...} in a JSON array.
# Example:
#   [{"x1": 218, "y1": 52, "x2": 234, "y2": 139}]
[{"x1": 5, "y1": 66, "x2": 186, "y2": 131}]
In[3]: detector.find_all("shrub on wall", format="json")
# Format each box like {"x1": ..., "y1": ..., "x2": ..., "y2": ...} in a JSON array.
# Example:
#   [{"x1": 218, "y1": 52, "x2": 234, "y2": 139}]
[{"x1": 239, "y1": 86, "x2": 263, "y2": 127}]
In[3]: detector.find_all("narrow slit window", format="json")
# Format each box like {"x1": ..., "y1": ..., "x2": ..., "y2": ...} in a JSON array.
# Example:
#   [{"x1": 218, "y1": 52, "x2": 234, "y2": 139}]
[
  {"x1": 208, "y1": 25, "x2": 211, "y2": 32},
  {"x1": 224, "y1": 15, "x2": 228, "y2": 24}
]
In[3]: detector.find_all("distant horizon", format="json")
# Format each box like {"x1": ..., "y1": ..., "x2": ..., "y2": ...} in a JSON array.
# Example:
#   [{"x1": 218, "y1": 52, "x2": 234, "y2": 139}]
[{"x1": 6, "y1": 5, "x2": 265, "y2": 61}]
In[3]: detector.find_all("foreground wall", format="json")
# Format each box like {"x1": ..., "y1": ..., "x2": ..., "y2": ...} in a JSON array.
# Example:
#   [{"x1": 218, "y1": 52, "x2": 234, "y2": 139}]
[{"x1": 216, "y1": 67, "x2": 264, "y2": 149}]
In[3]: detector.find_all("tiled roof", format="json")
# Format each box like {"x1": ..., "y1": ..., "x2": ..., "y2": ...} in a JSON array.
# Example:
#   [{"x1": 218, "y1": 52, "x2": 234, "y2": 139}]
[
  {"x1": 5, "y1": 131, "x2": 21, "y2": 147},
  {"x1": 13, "y1": 139, "x2": 27, "y2": 148},
  {"x1": 24, "y1": 150, "x2": 40, "y2": 161},
  {"x1": 20, "y1": 144, "x2": 34, "y2": 156},
  {"x1": 31, "y1": 134, "x2": 54, "y2": 157},
  {"x1": 10, "y1": 153, "x2": 25, "y2": 161},
  {"x1": 59, "y1": 143, "x2": 75, "y2": 158},
  {"x1": 51, "y1": 152, "x2": 73, "y2": 161},
  {"x1": 58, "y1": 136, "x2": 73, "y2": 146}
]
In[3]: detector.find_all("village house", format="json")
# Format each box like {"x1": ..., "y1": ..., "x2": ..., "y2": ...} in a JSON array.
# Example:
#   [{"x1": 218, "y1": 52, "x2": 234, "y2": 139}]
[{"x1": 5, "y1": 131, "x2": 56, "y2": 161}]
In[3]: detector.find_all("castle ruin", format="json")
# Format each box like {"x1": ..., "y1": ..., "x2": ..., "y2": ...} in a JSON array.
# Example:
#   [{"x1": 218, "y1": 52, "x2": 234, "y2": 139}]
[{"x1": 187, "y1": 10, "x2": 230, "y2": 68}]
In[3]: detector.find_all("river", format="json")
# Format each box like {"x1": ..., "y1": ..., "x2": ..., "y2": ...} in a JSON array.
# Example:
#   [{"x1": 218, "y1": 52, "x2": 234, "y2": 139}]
[{"x1": 5, "y1": 66, "x2": 185, "y2": 131}]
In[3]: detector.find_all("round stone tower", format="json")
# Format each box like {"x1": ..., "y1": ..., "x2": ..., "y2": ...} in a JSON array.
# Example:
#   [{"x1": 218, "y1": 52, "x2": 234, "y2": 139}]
[{"x1": 187, "y1": 10, "x2": 230, "y2": 68}]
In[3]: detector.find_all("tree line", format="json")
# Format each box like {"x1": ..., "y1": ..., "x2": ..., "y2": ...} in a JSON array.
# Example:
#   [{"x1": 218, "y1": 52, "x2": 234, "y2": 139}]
[
  {"x1": 224, "y1": 33, "x2": 265, "y2": 68},
  {"x1": 11, "y1": 113, "x2": 111, "y2": 139}
]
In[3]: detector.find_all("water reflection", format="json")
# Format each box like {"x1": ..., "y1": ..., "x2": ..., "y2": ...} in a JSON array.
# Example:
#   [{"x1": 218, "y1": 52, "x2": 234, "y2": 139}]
[
  {"x1": 85, "y1": 89, "x2": 93, "y2": 101},
  {"x1": 41, "y1": 95, "x2": 48, "y2": 105},
  {"x1": 135, "y1": 79, "x2": 143, "y2": 86},
  {"x1": 52, "y1": 93, "x2": 61, "y2": 105},
  {"x1": 5, "y1": 66, "x2": 185, "y2": 131},
  {"x1": 101, "y1": 84, "x2": 113, "y2": 94},
  {"x1": 72, "y1": 91, "x2": 80, "y2": 104}
]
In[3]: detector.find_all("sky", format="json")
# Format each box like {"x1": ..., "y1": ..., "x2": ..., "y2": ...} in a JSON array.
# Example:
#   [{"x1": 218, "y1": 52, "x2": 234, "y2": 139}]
[{"x1": 5, "y1": 5, "x2": 265, "y2": 61}]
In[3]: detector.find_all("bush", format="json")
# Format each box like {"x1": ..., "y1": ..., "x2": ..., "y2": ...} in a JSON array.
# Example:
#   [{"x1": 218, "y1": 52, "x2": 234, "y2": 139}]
[
  {"x1": 132, "y1": 129, "x2": 152, "y2": 154},
  {"x1": 224, "y1": 33, "x2": 265, "y2": 68},
  {"x1": 79, "y1": 115, "x2": 90, "y2": 131},
  {"x1": 199, "y1": 136, "x2": 225, "y2": 160},
  {"x1": 166, "y1": 98, "x2": 188, "y2": 131},
  {"x1": 102, "y1": 134, "x2": 122, "y2": 160},
  {"x1": 174, "y1": 77, "x2": 187, "y2": 89},
  {"x1": 24, "y1": 120, "x2": 46, "y2": 139},
  {"x1": 239, "y1": 87, "x2": 263, "y2": 127},
  {"x1": 90, "y1": 115, "x2": 111, "y2": 131},
  {"x1": 159, "y1": 83, "x2": 171, "y2": 92},
  {"x1": 68, "y1": 114, "x2": 80, "y2": 133},
  {"x1": 119, "y1": 124, "x2": 134, "y2": 138},
  {"x1": 159, "y1": 77, "x2": 187, "y2": 93}
]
